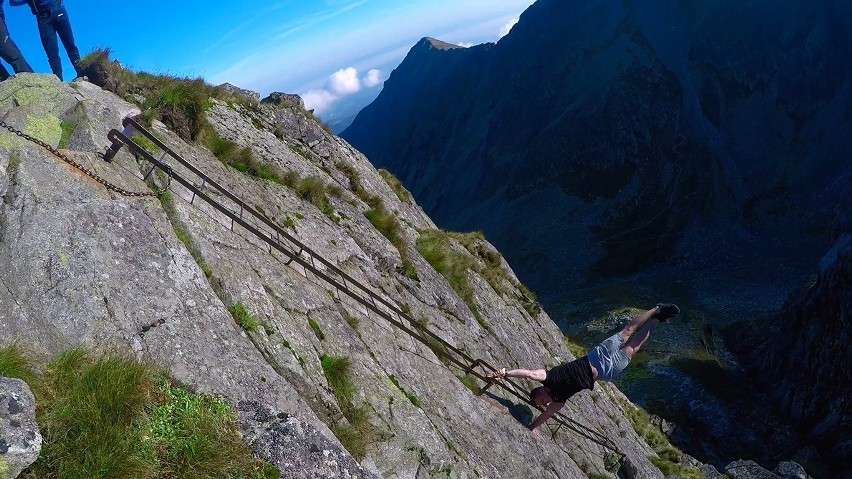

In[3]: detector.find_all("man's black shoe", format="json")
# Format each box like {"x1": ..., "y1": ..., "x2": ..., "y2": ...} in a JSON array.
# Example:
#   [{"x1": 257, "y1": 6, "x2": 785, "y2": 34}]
[{"x1": 655, "y1": 303, "x2": 680, "y2": 322}]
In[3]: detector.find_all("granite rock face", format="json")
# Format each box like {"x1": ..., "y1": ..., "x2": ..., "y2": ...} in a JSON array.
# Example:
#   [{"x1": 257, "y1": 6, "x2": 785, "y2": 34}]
[
  {"x1": 724, "y1": 459, "x2": 813, "y2": 479},
  {"x1": 219, "y1": 82, "x2": 261, "y2": 104},
  {"x1": 0, "y1": 73, "x2": 675, "y2": 478},
  {"x1": 728, "y1": 231, "x2": 851, "y2": 471},
  {"x1": 237, "y1": 401, "x2": 378, "y2": 479},
  {"x1": 0, "y1": 378, "x2": 41, "y2": 479},
  {"x1": 261, "y1": 92, "x2": 306, "y2": 110}
]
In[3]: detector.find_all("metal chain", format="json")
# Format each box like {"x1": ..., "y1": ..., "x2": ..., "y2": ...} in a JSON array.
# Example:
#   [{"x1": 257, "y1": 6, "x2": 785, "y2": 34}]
[{"x1": 0, "y1": 120, "x2": 156, "y2": 197}]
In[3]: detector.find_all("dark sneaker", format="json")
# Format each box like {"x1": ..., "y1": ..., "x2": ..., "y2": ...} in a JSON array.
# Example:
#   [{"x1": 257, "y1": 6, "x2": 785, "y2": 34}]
[{"x1": 655, "y1": 303, "x2": 680, "y2": 322}]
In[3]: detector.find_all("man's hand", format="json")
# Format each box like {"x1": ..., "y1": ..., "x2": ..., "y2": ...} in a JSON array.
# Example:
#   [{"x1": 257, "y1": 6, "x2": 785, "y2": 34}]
[
  {"x1": 529, "y1": 426, "x2": 540, "y2": 437},
  {"x1": 484, "y1": 368, "x2": 507, "y2": 379}
]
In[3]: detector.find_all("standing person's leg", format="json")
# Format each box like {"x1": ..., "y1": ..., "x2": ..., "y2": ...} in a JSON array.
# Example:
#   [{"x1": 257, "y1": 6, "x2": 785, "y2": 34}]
[
  {"x1": 36, "y1": 13, "x2": 63, "y2": 80},
  {"x1": 0, "y1": 62, "x2": 10, "y2": 81},
  {"x1": 0, "y1": 17, "x2": 34, "y2": 75},
  {"x1": 53, "y1": 6, "x2": 81, "y2": 77}
]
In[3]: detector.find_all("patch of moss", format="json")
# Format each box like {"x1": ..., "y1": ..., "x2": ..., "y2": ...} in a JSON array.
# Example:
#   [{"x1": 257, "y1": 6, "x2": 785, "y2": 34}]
[
  {"x1": 308, "y1": 317, "x2": 325, "y2": 341},
  {"x1": 130, "y1": 132, "x2": 163, "y2": 155},
  {"x1": 563, "y1": 337, "x2": 587, "y2": 359},
  {"x1": 457, "y1": 374, "x2": 481, "y2": 395},
  {"x1": 389, "y1": 375, "x2": 421, "y2": 407},
  {"x1": 58, "y1": 120, "x2": 75, "y2": 149},
  {"x1": 10, "y1": 74, "x2": 64, "y2": 109}
]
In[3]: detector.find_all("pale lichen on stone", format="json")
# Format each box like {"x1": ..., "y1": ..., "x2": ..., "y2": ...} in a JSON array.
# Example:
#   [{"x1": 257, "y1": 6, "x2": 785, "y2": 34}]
[{"x1": 24, "y1": 114, "x2": 62, "y2": 148}]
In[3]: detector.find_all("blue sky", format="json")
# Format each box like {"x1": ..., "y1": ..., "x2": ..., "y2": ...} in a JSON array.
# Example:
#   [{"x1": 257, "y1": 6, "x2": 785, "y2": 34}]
[{"x1": 3, "y1": 1, "x2": 534, "y2": 116}]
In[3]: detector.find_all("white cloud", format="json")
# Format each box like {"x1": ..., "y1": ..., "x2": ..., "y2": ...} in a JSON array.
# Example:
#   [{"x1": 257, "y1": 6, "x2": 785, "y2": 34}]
[
  {"x1": 303, "y1": 66, "x2": 383, "y2": 114},
  {"x1": 302, "y1": 89, "x2": 338, "y2": 114},
  {"x1": 457, "y1": 42, "x2": 474, "y2": 48},
  {"x1": 362, "y1": 69, "x2": 382, "y2": 88},
  {"x1": 327, "y1": 67, "x2": 361, "y2": 95},
  {"x1": 499, "y1": 17, "x2": 519, "y2": 38}
]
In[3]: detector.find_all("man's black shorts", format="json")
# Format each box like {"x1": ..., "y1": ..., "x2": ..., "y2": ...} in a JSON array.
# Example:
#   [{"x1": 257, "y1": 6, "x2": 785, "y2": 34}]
[{"x1": 542, "y1": 356, "x2": 595, "y2": 402}]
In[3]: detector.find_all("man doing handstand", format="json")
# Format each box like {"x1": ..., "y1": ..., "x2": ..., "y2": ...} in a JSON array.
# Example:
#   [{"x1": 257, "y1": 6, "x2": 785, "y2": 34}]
[{"x1": 486, "y1": 303, "x2": 680, "y2": 435}]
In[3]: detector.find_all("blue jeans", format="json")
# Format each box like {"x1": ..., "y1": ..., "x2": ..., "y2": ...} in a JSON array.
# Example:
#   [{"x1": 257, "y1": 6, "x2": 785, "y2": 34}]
[
  {"x1": 0, "y1": 15, "x2": 34, "y2": 80},
  {"x1": 36, "y1": 5, "x2": 80, "y2": 81}
]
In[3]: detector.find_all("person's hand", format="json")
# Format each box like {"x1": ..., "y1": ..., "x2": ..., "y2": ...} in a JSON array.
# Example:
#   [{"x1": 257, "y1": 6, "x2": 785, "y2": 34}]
[
  {"x1": 485, "y1": 368, "x2": 506, "y2": 380},
  {"x1": 530, "y1": 426, "x2": 540, "y2": 437}
]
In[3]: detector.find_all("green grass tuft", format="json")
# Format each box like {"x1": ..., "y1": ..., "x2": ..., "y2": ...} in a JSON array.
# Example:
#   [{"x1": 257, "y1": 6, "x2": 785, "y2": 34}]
[
  {"x1": 416, "y1": 230, "x2": 477, "y2": 316},
  {"x1": 294, "y1": 176, "x2": 340, "y2": 220},
  {"x1": 322, "y1": 356, "x2": 355, "y2": 403},
  {"x1": 78, "y1": 48, "x2": 255, "y2": 143},
  {"x1": 617, "y1": 396, "x2": 703, "y2": 479},
  {"x1": 388, "y1": 375, "x2": 420, "y2": 407},
  {"x1": 14, "y1": 347, "x2": 277, "y2": 479},
  {"x1": 365, "y1": 205, "x2": 401, "y2": 246},
  {"x1": 338, "y1": 162, "x2": 417, "y2": 280},
  {"x1": 320, "y1": 355, "x2": 377, "y2": 459},
  {"x1": 416, "y1": 228, "x2": 541, "y2": 322},
  {"x1": 228, "y1": 302, "x2": 260, "y2": 332},
  {"x1": 207, "y1": 135, "x2": 283, "y2": 185},
  {"x1": 0, "y1": 344, "x2": 36, "y2": 384},
  {"x1": 145, "y1": 379, "x2": 276, "y2": 478},
  {"x1": 25, "y1": 349, "x2": 157, "y2": 479},
  {"x1": 378, "y1": 169, "x2": 412, "y2": 205},
  {"x1": 342, "y1": 310, "x2": 359, "y2": 330},
  {"x1": 449, "y1": 231, "x2": 540, "y2": 316}
]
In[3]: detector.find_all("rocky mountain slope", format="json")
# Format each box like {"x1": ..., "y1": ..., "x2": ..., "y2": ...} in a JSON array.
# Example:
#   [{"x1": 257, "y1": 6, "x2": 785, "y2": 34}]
[
  {"x1": 0, "y1": 73, "x2": 695, "y2": 478},
  {"x1": 727, "y1": 222, "x2": 851, "y2": 473}
]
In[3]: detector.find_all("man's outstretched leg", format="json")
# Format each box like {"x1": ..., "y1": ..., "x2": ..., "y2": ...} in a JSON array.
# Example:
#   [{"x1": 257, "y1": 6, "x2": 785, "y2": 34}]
[
  {"x1": 618, "y1": 304, "x2": 679, "y2": 342},
  {"x1": 619, "y1": 303, "x2": 679, "y2": 358}
]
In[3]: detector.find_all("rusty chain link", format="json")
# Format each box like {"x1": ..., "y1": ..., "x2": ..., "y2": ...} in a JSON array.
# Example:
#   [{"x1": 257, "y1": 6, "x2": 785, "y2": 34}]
[{"x1": 0, "y1": 120, "x2": 156, "y2": 197}]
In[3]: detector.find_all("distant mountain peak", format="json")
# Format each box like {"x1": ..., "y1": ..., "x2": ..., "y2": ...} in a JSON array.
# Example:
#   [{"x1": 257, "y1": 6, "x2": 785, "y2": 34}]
[{"x1": 418, "y1": 37, "x2": 463, "y2": 51}]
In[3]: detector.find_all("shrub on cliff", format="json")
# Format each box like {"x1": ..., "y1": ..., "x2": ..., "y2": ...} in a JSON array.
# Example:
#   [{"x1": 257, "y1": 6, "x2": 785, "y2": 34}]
[
  {"x1": 0, "y1": 345, "x2": 277, "y2": 479},
  {"x1": 78, "y1": 48, "x2": 248, "y2": 141}
]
